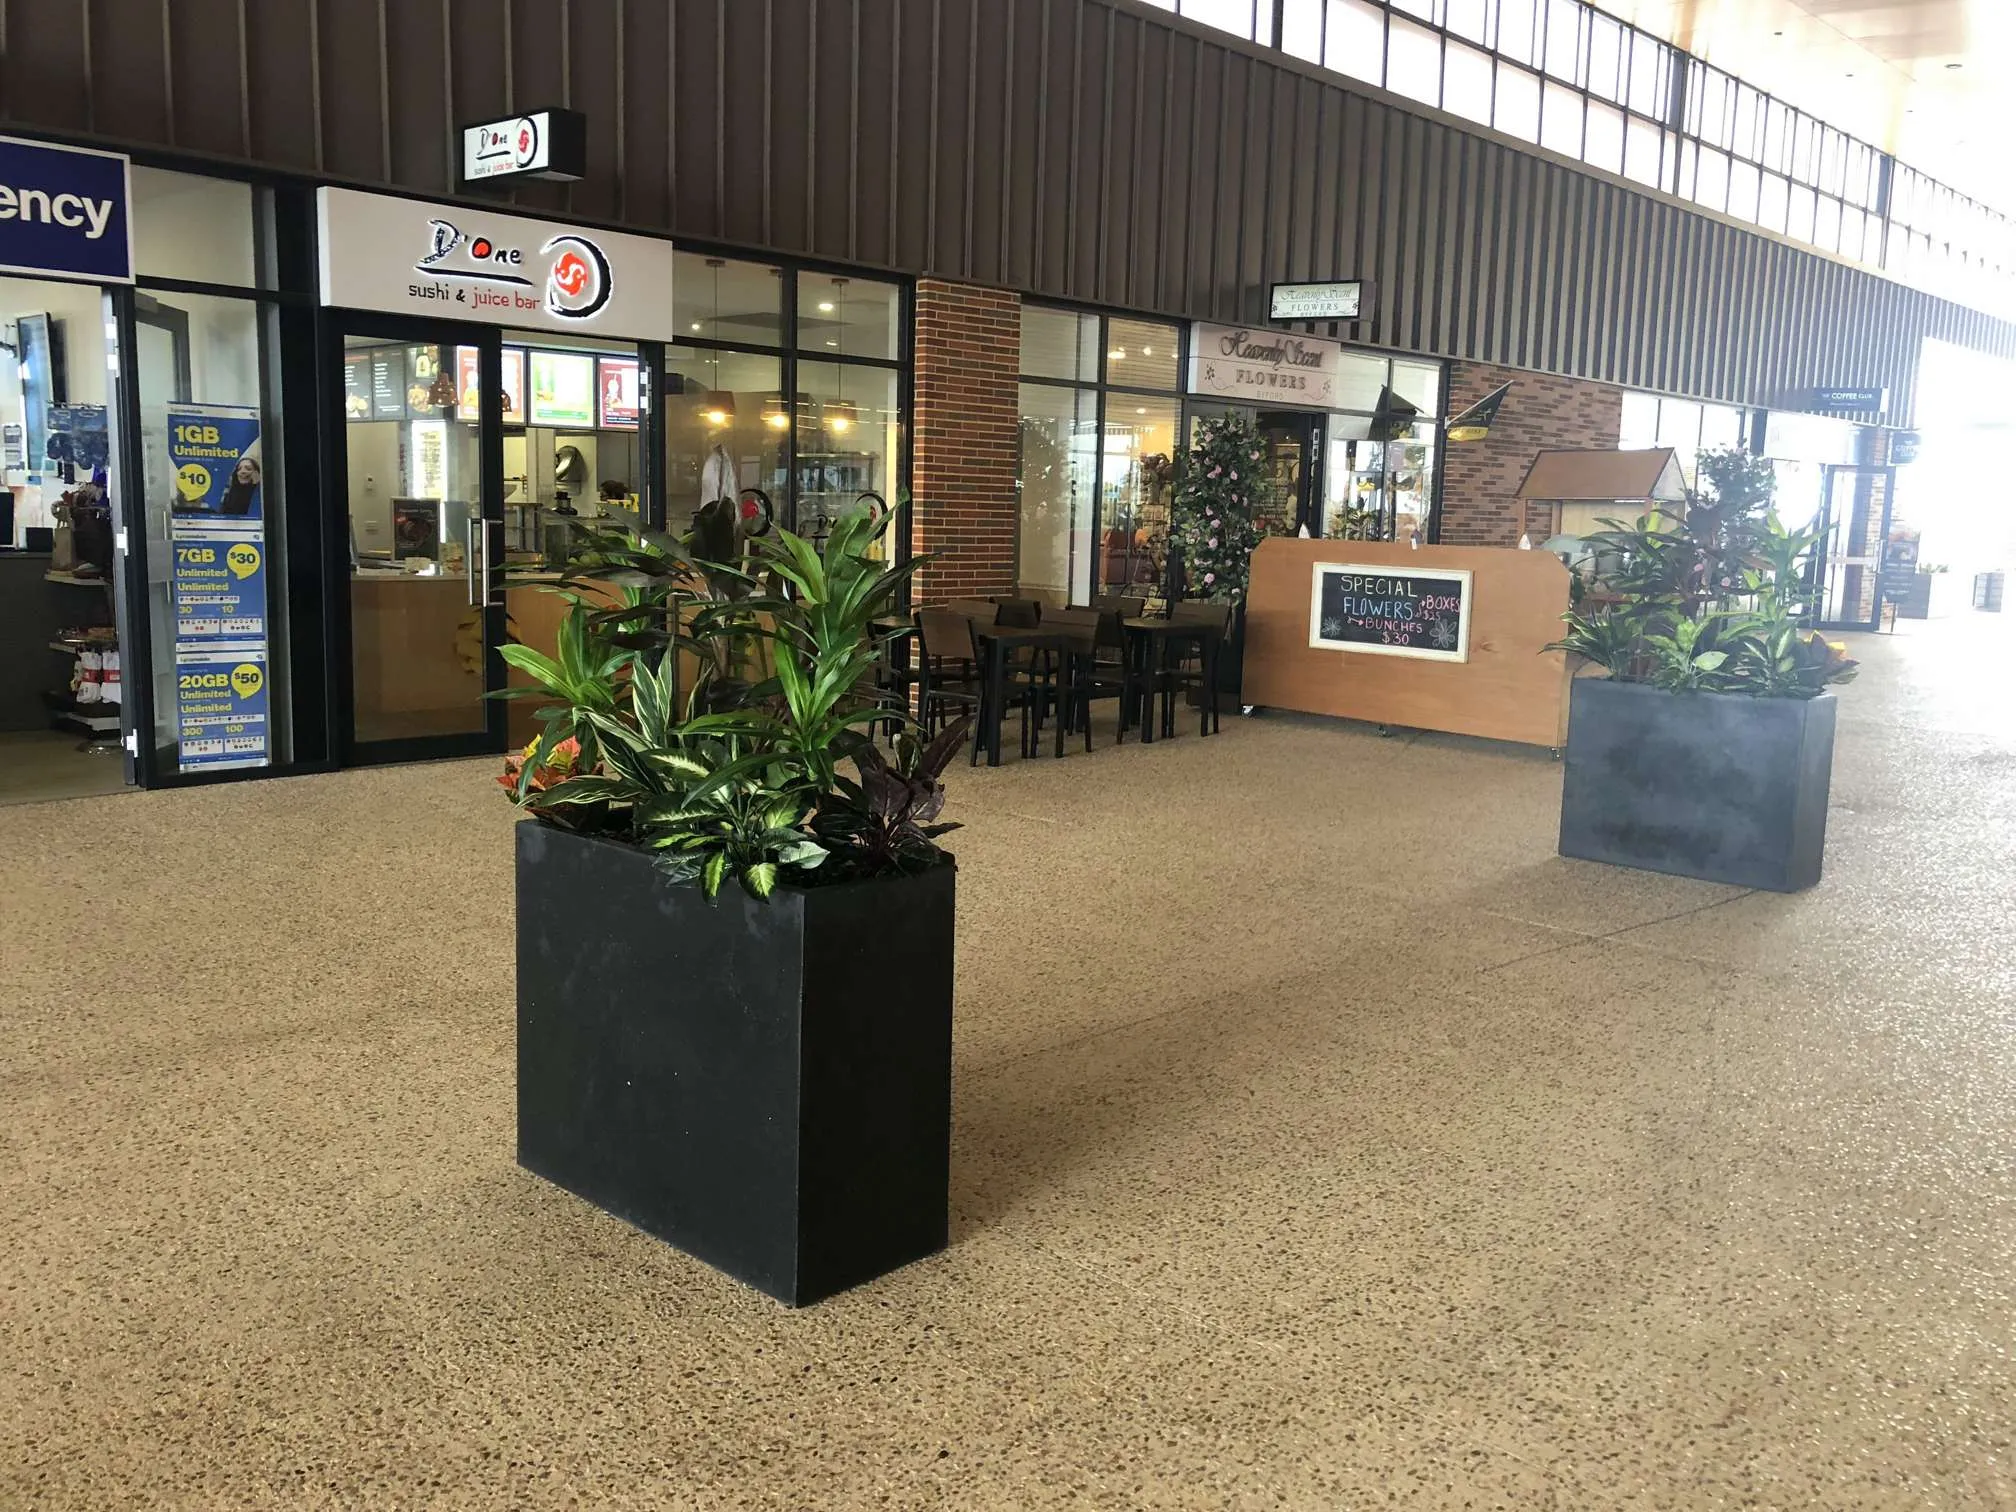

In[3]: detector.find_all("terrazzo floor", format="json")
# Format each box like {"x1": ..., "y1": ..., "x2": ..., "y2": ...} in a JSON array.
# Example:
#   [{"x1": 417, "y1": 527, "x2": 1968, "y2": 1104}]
[{"x1": 2, "y1": 614, "x2": 2013, "y2": 1509}]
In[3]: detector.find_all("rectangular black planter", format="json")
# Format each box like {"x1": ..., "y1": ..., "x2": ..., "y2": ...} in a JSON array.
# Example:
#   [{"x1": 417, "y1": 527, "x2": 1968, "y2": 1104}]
[
  {"x1": 1558, "y1": 678, "x2": 1837, "y2": 892},
  {"x1": 516, "y1": 822, "x2": 955, "y2": 1306}
]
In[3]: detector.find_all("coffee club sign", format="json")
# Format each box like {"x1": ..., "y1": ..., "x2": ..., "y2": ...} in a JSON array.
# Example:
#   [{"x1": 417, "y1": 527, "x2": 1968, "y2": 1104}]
[
  {"x1": 314, "y1": 188, "x2": 677, "y2": 341},
  {"x1": 1187, "y1": 323, "x2": 1342, "y2": 406}
]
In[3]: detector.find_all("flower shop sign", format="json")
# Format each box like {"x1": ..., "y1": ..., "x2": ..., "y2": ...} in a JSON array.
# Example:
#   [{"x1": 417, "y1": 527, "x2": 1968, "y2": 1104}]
[{"x1": 1188, "y1": 324, "x2": 1341, "y2": 407}]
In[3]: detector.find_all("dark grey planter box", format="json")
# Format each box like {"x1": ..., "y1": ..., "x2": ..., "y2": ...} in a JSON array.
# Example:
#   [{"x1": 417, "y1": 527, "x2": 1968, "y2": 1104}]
[
  {"x1": 1558, "y1": 678, "x2": 1837, "y2": 892},
  {"x1": 516, "y1": 821, "x2": 955, "y2": 1306}
]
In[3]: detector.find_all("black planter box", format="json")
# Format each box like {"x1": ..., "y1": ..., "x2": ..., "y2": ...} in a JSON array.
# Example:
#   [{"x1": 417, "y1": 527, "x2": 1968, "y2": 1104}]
[
  {"x1": 516, "y1": 822, "x2": 955, "y2": 1306},
  {"x1": 1558, "y1": 678, "x2": 1837, "y2": 892}
]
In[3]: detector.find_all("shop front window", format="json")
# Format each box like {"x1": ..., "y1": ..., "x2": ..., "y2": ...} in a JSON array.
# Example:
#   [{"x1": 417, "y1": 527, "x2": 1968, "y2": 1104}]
[
  {"x1": 674, "y1": 253, "x2": 784, "y2": 348},
  {"x1": 1016, "y1": 384, "x2": 1098, "y2": 604},
  {"x1": 135, "y1": 290, "x2": 285, "y2": 771},
  {"x1": 664, "y1": 346, "x2": 787, "y2": 534},
  {"x1": 1021, "y1": 306, "x2": 1100, "y2": 383},
  {"x1": 798, "y1": 272, "x2": 901, "y2": 363},
  {"x1": 794, "y1": 360, "x2": 900, "y2": 554},
  {"x1": 132, "y1": 167, "x2": 263, "y2": 288},
  {"x1": 1101, "y1": 397, "x2": 1180, "y2": 594}
]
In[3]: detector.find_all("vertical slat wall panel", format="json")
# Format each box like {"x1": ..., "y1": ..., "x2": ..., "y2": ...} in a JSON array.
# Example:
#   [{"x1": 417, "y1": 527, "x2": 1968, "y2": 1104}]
[
  {"x1": 11, "y1": 0, "x2": 2016, "y2": 420},
  {"x1": 242, "y1": 0, "x2": 320, "y2": 170},
  {"x1": 90, "y1": 0, "x2": 172, "y2": 147},
  {"x1": 382, "y1": 1, "x2": 450, "y2": 195},
  {"x1": 565, "y1": 0, "x2": 623, "y2": 225},
  {"x1": 314, "y1": 0, "x2": 383, "y2": 185}
]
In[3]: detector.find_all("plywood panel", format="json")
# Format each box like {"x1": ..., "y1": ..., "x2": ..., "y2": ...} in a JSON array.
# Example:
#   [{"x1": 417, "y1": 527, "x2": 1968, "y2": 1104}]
[{"x1": 1242, "y1": 538, "x2": 1574, "y2": 749}]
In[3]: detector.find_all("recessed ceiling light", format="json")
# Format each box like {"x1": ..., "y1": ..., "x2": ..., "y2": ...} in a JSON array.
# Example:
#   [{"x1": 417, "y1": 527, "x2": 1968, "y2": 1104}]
[
  {"x1": 1136, "y1": 407, "x2": 1147, "y2": 415},
  {"x1": 690, "y1": 322, "x2": 702, "y2": 330},
  {"x1": 826, "y1": 340, "x2": 838, "y2": 347},
  {"x1": 818, "y1": 301, "x2": 835, "y2": 312}
]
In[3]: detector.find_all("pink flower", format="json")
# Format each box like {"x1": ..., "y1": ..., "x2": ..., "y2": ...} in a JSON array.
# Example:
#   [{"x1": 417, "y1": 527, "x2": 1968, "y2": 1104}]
[
  {"x1": 1208, "y1": 537, "x2": 1219, "y2": 548},
  {"x1": 1204, "y1": 572, "x2": 1216, "y2": 584},
  {"x1": 1229, "y1": 471, "x2": 1238, "y2": 481}
]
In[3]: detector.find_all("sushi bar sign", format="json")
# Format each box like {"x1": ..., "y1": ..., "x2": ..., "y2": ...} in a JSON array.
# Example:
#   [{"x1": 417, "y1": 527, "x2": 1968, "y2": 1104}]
[{"x1": 1188, "y1": 323, "x2": 1342, "y2": 407}]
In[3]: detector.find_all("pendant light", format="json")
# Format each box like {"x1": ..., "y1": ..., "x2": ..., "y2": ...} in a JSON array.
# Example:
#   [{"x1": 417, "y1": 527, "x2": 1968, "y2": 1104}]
[{"x1": 822, "y1": 277, "x2": 855, "y2": 435}]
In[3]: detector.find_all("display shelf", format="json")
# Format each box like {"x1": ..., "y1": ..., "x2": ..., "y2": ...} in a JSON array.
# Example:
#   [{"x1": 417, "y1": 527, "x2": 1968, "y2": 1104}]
[
  {"x1": 42, "y1": 691, "x2": 123, "y2": 735},
  {"x1": 45, "y1": 570, "x2": 111, "y2": 587}
]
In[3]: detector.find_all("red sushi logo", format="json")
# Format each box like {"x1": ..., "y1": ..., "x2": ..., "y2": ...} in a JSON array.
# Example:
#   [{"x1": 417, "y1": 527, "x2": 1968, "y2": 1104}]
[{"x1": 541, "y1": 234, "x2": 612, "y2": 320}]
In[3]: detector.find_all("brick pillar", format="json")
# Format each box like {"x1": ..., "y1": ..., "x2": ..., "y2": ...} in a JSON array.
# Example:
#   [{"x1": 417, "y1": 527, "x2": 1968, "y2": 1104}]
[
  {"x1": 1439, "y1": 361, "x2": 1623, "y2": 546},
  {"x1": 910, "y1": 280, "x2": 1021, "y2": 601}
]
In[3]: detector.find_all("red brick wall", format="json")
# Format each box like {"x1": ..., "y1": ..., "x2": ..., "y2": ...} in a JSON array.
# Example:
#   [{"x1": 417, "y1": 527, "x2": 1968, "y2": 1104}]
[
  {"x1": 1439, "y1": 361, "x2": 1623, "y2": 546},
  {"x1": 911, "y1": 280, "x2": 1021, "y2": 601}
]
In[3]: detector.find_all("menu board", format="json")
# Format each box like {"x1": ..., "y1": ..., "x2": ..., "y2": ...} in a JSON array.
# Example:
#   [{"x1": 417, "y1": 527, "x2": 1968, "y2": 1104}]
[
  {"x1": 1309, "y1": 562, "x2": 1472, "y2": 662},
  {"x1": 529, "y1": 350, "x2": 595, "y2": 427},
  {"x1": 369, "y1": 349, "x2": 406, "y2": 419},
  {"x1": 454, "y1": 346, "x2": 529, "y2": 423},
  {"x1": 599, "y1": 356, "x2": 640, "y2": 429},
  {"x1": 343, "y1": 355, "x2": 370, "y2": 419}
]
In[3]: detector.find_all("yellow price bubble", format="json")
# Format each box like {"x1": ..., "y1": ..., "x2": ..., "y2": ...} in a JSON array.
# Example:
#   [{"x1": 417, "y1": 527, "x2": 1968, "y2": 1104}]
[
  {"x1": 175, "y1": 462, "x2": 213, "y2": 503},
  {"x1": 230, "y1": 664, "x2": 264, "y2": 699},
  {"x1": 226, "y1": 543, "x2": 261, "y2": 579}
]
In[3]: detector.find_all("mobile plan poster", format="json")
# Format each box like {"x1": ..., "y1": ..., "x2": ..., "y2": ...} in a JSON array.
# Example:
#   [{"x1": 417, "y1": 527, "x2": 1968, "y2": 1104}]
[{"x1": 167, "y1": 403, "x2": 271, "y2": 772}]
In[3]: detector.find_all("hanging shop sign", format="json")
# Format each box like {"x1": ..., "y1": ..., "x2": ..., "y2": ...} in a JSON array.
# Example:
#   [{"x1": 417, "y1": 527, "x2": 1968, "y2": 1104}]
[
  {"x1": 460, "y1": 109, "x2": 587, "y2": 186},
  {"x1": 1889, "y1": 430, "x2": 1922, "y2": 465},
  {"x1": 1445, "y1": 382, "x2": 1512, "y2": 443},
  {"x1": 1801, "y1": 385, "x2": 1889, "y2": 413},
  {"x1": 1188, "y1": 323, "x2": 1342, "y2": 407},
  {"x1": 316, "y1": 188, "x2": 677, "y2": 340},
  {"x1": 1308, "y1": 562, "x2": 1472, "y2": 663},
  {"x1": 0, "y1": 134, "x2": 133, "y2": 283},
  {"x1": 1268, "y1": 280, "x2": 1371, "y2": 322}
]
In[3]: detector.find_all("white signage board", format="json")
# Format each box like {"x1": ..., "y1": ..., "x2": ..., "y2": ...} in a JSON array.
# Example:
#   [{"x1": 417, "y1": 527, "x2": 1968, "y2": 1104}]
[
  {"x1": 461, "y1": 111, "x2": 582, "y2": 183},
  {"x1": 315, "y1": 188, "x2": 677, "y2": 342},
  {"x1": 1269, "y1": 281, "x2": 1366, "y2": 321},
  {"x1": 1188, "y1": 323, "x2": 1343, "y2": 408}
]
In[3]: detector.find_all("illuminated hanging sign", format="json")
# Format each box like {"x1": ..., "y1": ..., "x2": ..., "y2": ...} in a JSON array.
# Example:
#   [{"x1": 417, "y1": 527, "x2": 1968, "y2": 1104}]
[
  {"x1": 460, "y1": 110, "x2": 587, "y2": 185},
  {"x1": 1268, "y1": 281, "x2": 1371, "y2": 322},
  {"x1": 315, "y1": 188, "x2": 677, "y2": 340}
]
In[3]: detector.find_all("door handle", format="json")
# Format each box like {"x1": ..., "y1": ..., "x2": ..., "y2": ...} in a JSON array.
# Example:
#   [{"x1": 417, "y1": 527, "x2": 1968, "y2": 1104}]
[
  {"x1": 481, "y1": 518, "x2": 500, "y2": 607},
  {"x1": 466, "y1": 517, "x2": 482, "y2": 607}
]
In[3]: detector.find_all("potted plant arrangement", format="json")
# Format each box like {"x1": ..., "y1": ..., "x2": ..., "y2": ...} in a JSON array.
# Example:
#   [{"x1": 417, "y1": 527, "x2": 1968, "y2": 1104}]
[
  {"x1": 1548, "y1": 447, "x2": 1858, "y2": 892},
  {"x1": 1170, "y1": 413, "x2": 1272, "y2": 705},
  {"x1": 497, "y1": 508, "x2": 969, "y2": 1306}
]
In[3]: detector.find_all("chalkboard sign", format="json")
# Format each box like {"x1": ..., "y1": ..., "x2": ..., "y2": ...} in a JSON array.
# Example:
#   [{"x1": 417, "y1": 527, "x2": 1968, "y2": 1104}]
[{"x1": 1309, "y1": 562, "x2": 1473, "y2": 662}]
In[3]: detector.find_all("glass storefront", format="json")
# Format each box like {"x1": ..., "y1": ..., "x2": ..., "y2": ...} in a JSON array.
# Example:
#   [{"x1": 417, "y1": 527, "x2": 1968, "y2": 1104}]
[
  {"x1": 1014, "y1": 307, "x2": 1185, "y2": 604},
  {"x1": 1, "y1": 130, "x2": 917, "y2": 794},
  {"x1": 1015, "y1": 304, "x2": 1450, "y2": 604}
]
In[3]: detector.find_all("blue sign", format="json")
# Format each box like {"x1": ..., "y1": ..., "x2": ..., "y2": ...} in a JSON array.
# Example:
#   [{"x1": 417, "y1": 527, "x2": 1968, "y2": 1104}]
[
  {"x1": 167, "y1": 404, "x2": 263, "y2": 519},
  {"x1": 171, "y1": 531, "x2": 267, "y2": 644},
  {"x1": 0, "y1": 134, "x2": 133, "y2": 283},
  {"x1": 175, "y1": 649, "x2": 269, "y2": 772}
]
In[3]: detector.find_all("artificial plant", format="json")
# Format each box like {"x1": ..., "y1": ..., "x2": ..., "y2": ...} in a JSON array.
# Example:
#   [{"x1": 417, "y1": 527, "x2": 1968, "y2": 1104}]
[
  {"x1": 1170, "y1": 414, "x2": 1270, "y2": 602},
  {"x1": 495, "y1": 510, "x2": 966, "y2": 900},
  {"x1": 1546, "y1": 445, "x2": 1858, "y2": 698}
]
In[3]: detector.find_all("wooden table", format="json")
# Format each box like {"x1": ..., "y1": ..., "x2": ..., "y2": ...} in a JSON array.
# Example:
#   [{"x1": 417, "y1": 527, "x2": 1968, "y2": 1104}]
[{"x1": 1120, "y1": 617, "x2": 1226, "y2": 743}]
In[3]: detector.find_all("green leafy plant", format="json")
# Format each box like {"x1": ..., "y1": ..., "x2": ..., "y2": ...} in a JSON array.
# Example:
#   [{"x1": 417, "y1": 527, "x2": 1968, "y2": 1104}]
[
  {"x1": 494, "y1": 509, "x2": 952, "y2": 901},
  {"x1": 1545, "y1": 445, "x2": 1858, "y2": 699},
  {"x1": 1171, "y1": 414, "x2": 1272, "y2": 602}
]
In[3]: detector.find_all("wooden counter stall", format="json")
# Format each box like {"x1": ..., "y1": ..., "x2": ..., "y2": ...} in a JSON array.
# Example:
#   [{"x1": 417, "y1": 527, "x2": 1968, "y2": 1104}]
[{"x1": 1241, "y1": 537, "x2": 1575, "y2": 749}]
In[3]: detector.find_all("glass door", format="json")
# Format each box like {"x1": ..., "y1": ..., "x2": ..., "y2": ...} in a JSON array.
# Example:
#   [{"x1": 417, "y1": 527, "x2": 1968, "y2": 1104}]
[
  {"x1": 1813, "y1": 463, "x2": 1896, "y2": 633},
  {"x1": 1254, "y1": 411, "x2": 1321, "y2": 536},
  {"x1": 337, "y1": 317, "x2": 506, "y2": 762}
]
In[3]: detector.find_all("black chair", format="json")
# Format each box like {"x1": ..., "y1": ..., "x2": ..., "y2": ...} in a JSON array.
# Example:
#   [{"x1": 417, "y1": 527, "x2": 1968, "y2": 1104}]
[
  {"x1": 914, "y1": 607, "x2": 983, "y2": 738},
  {"x1": 1035, "y1": 606, "x2": 1102, "y2": 753},
  {"x1": 1163, "y1": 600, "x2": 1232, "y2": 736},
  {"x1": 991, "y1": 597, "x2": 1042, "y2": 629}
]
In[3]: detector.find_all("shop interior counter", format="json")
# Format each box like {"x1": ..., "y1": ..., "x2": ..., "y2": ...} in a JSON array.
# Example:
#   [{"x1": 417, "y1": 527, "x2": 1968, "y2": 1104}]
[
  {"x1": 1242, "y1": 537, "x2": 1575, "y2": 749},
  {"x1": 350, "y1": 565, "x2": 484, "y2": 742}
]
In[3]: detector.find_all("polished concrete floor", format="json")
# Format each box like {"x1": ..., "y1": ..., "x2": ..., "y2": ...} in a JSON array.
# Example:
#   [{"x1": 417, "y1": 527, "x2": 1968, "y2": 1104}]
[
  {"x1": 2, "y1": 616, "x2": 2012, "y2": 1509},
  {"x1": 0, "y1": 729, "x2": 131, "y2": 807}
]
